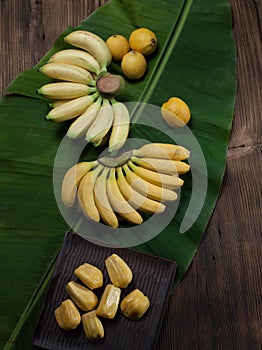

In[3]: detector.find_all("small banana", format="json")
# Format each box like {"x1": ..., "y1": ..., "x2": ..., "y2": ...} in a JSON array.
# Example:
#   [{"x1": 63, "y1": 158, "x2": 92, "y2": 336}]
[
  {"x1": 77, "y1": 165, "x2": 103, "y2": 222},
  {"x1": 127, "y1": 160, "x2": 184, "y2": 189},
  {"x1": 38, "y1": 82, "x2": 96, "y2": 99},
  {"x1": 48, "y1": 49, "x2": 101, "y2": 75},
  {"x1": 131, "y1": 156, "x2": 190, "y2": 175},
  {"x1": 49, "y1": 99, "x2": 74, "y2": 108},
  {"x1": 39, "y1": 63, "x2": 96, "y2": 85},
  {"x1": 64, "y1": 30, "x2": 112, "y2": 72},
  {"x1": 93, "y1": 167, "x2": 118, "y2": 228},
  {"x1": 116, "y1": 167, "x2": 166, "y2": 214},
  {"x1": 67, "y1": 97, "x2": 102, "y2": 139},
  {"x1": 106, "y1": 168, "x2": 143, "y2": 225},
  {"x1": 122, "y1": 164, "x2": 177, "y2": 202},
  {"x1": 86, "y1": 98, "x2": 114, "y2": 146},
  {"x1": 108, "y1": 99, "x2": 130, "y2": 153},
  {"x1": 46, "y1": 92, "x2": 99, "y2": 122},
  {"x1": 133, "y1": 143, "x2": 190, "y2": 160},
  {"x1": 61, "y1": 161, "x2": 97, "y2": 207}
]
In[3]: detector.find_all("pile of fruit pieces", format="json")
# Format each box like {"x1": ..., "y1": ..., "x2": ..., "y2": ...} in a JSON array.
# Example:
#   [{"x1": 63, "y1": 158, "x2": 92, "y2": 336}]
[
  {"x1": 55, "y1": 253, "x2": 150, "y2": 341},
  {"x1": 37, "y1": 27, "x2": 191, "y2": 227}
]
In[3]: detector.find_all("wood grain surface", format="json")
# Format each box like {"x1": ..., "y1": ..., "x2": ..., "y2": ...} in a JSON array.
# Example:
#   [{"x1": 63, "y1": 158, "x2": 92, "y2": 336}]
[{"x1": 1, "y1": 1, "x2": 261, "y2": 349}]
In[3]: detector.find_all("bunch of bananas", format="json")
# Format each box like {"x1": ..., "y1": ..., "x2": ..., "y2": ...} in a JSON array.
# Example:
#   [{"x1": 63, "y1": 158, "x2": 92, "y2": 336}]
[
  {"x1": 38, "y1": 30, "x2": 129, "y2": 152},
  {"x1": 61, "y1": 143, "x2": 191, "y2": 228}
]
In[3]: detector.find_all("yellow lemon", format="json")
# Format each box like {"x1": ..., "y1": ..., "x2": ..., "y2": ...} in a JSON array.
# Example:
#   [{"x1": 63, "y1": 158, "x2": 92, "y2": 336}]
[
  {"x1": 121, "y1": 50, "x2": 147, "y2": 79},
  {"x1": 161, "y1": 97, "x2": 191, "y2": 127},
  {"x1": 129, "y1": 28, "x2": 157, "y2": 56},
  {"x1": 106, "y1": 35, "x2": 130, "y2": 61}
]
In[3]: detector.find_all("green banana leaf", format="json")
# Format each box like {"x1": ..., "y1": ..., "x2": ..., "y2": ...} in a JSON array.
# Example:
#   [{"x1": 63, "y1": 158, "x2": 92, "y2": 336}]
[{"x1": 0, "y1": 0, "x2": 236, "y2": 348}]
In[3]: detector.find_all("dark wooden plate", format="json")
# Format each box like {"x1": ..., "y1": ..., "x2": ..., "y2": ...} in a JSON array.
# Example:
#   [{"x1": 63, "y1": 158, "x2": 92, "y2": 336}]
[{"x1": 32, "y1": 231, "x2": 177, "y2": 350}]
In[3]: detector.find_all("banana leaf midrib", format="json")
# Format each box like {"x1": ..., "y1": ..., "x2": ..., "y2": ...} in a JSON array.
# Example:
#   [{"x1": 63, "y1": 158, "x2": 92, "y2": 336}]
[{"x1": 131, "y1": 0, "x2": 193, "y2": 122}]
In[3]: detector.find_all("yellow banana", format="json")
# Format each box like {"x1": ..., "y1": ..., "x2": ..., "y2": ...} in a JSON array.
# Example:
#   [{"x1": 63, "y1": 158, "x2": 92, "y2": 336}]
[
  {"x1": 37, "y1": 82, "x2": 96, "y2": 99},
  {"x1": 116, "y1": 167, "x2": 166, "y2": 214},
  {"x1": 94, "y1": 167, "x2": 118, "y2": 228},
  {"x1": 86, "y1": 98, "x2": 114, "y2": 146},
  {"x1": 122, "y1": 164, "x2": 177, "y2": 202},
  {"x1": 49, "y1": 99, "x2": 74, "y2": 108},
  {"x1": 39, "y1": 63, "x2": 96, "y2": 85},
  {"x1": 106, "y1": 168, "x2": 143, "y2": 225},
  {"x1": 109, "y1": 100, "x2": 130, "y2": 153},
  {"x1": 67, "y1": 97, "x2": 102, "y2": 139},
  {"x1": 127, "y1": 160, "x2": 184, "y2": 189},
  {"x1": 131, "y1": 156, "x2": 190, "y2": 175},
  {"x1": 64, "y1": 30, "x2": 112, "y2": 72},
  {"x1": 46, "y1": 93, "x2": 99, "y2": 122},
  {"x1": 48, "y1": 49, "x2": 101, "y2": 75},
  {"x1": 61, "y1": 161, "x2": 97, "y2": 207},
  {"x1": 133, "y1": 143, "x2": 190, "y2": 160},
  {"x1": 77, "y1": 165, "x2": 103, "y2": 222}
]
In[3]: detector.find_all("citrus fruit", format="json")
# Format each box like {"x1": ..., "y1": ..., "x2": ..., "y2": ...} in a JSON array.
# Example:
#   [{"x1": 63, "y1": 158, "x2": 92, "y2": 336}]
[
  {"x1": 106, "y1": 35, "x2": 130, "y2": 61},
  {"x1": 129, "y1": 28, "x2": 157, "y2": 56},
  {"x1": 121, "y1": 50, "x2": 147, "y2": 79},
  {"x1": 161, "y1": 97, "x2": 191, "y2": 127}
]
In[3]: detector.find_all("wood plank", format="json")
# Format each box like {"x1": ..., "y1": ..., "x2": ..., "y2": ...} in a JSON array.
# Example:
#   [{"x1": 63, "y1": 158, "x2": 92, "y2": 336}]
[
  {"x1": 0, "y1": 0, "x2": 108, "y2": 95},
  {"x1": 156, "y1": 146, "x2": 262, "y2": 349},
  {"x1": 229, "y1": 0, "x2": 262, "y2": 148},
  {"x1": 254, "y1": 0, "x2": 262, "y2": 36}
]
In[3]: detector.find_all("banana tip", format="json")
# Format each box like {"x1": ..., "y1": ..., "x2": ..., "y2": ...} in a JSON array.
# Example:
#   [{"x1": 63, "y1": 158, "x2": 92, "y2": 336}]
[{"x1": 66, "y1": 132, "x2": 73, "y2": 138}]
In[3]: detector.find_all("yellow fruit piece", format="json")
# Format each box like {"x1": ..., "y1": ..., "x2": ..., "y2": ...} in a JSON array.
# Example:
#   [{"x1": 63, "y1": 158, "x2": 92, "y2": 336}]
[
  {"x1": 106, "y1": 34, "x2": 130, "y2": 61},
  {"x1": 54, "y1": 299, "x2": 81, "y2": 330},
  {"x1": 161, "y1": 97, "x2": 191, "y2": 127},
  {"x1": 96, "y1": 284, "x2": 121, "y2": 319},
  {"x1": 121, "y1": 50, "x2": 147, "y2": 79},
  {"x1": 120, "y1": 289, "x2": 150, "y2": 320},
  {"x1": 66, "y1": 281, "x2": 98, "y2": 312},
  {"x1": 129, "y1": 28, "x2": 157, "y2": 56},
  {"x1": 74, "y1": 263, "x2": 103, "y2": 290},
  {"x1": 82, "y1": 310, "x2": 104, "y2": 341},
  {"x1": 105, "y1": 253, "x2": 133, "y2": 288}
]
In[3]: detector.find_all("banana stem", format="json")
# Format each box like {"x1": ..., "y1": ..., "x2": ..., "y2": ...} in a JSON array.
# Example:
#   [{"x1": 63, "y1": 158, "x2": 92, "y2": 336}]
[
  {"x1": 96, "y1": 74, "x2": 125, "y2": 97},
  {"x1": 89, "y1": 79, "x2": 98, "y2": 87},
  {"x1": 98, "y1": 150, "x2": 133, "y2": 168}
]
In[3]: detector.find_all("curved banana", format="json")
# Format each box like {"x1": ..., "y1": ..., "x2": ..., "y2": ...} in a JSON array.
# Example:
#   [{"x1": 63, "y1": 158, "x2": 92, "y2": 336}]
[
  {"x1": 133, "y1": 143, "x2": 190, "y2": 160},
  {"x1": 106, "y1": 168, "x2": 143, "y2": 225},
  {"x1": 77, "y1": 165, "x2": 103, "y2": 222},
  {"x1": 122, "y1": 164, "x2": 177, "y2": 202},
  {"x1": 46, "y1": 92, "x2": 99, "y2": 122},
  {"x1": 116, "y1": 167, "x2": 166, "y2": 214},
  {"x1": 127, "y1": 160, "x2": 184, "y2": 189},
  {"x1": 93, "y1": 167, "x2": 118, "y2": 228},
  {"x1": 108, "y1": 100, "x2": 130, "y2": 153},
  {"x1": 64, "y1": 30, "x2": 112, "y2": 72},
  {"x1": 39, "y1": 63, "x2": 96, "y2": 85},
  {"x1": 37, "y1": 82, "x2": 97, "y2": 99},
  {"x1": 131, "y1": 156, "x2": 190, "y2": 175},
  {"x1": 61, "y1": 161, "x2": 97, "y2": 207},
  {"x1": 67, "y1": 97, "x2": 102, "y2": 139},
  {"x1": 86, "y1": 98, "x2": 114, "y2": 146},
  {"x1": 49, "y1": 99, "x2": 74, "y2": 108},
  {"x1": 48, "y1": 49, "x2": 101, "y2": 75}
]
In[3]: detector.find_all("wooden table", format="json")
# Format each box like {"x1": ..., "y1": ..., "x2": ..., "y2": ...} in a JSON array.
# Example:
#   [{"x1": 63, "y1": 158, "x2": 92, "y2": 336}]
[{"x1": 1, "y1": 1, "x2": 261, "y2": 349}]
